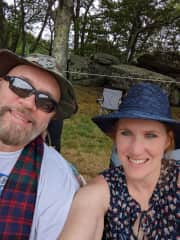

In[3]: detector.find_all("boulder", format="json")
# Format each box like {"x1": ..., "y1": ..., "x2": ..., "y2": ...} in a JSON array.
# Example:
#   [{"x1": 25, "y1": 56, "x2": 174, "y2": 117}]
[
  {"x1": 68, "y1": 53, "x2": 112, "y2": 86},
  {"x1": 109, "y1": 64, "x2": 176, "y2": 90},
  {"x1": 108, "y1": 64, "x2": 179, "y2": 106},
  {"x1": 91, "y1": 53, "x2": 120, "y2": 65},
  {"x1": 137, "y1": 52, "x2": 180, "y2": 81},
  {"x1": 68, "y1": 54, "x2": 90, "y2": 81}
]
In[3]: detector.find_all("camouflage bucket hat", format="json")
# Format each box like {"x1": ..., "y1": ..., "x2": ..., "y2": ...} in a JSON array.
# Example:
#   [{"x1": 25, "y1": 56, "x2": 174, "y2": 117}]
[{"x1": 0, "y1": 49, "x2": 78, "y2": 119}]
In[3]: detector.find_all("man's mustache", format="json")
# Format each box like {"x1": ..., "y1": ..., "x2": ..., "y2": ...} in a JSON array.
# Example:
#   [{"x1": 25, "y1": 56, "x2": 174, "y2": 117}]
[{"x1": 0, "y1": 105, "x2": 36, "y2": 125}]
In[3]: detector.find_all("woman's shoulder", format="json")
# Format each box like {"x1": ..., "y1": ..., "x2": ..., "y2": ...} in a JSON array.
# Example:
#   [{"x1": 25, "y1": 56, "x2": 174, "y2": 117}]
[
  {"x1": 87, "y1": 175, "x2": 110, "y2": 201},
  {"x1": 168, "y1": 159, "x2": 180, "y2": 174},
  {"x1": 164, "y1": 158, "x2": 180, "y2": 169},
  {"x1": 175, "y1": 159, "x2": 180, "y2": 167},
  {"x1": 74, "y1": 175, "x2": 110, "y2": 214},
  {"x1": 174, "y1": 160, "x2": 180, "y2": 188},
  {"x1": 161, "y1": 159, "x2": 180, "y2": 194}
]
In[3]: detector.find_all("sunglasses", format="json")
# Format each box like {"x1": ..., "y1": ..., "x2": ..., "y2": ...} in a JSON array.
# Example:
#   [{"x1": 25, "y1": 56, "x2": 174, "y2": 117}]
[{"x1": 3, "y1": 76, "x2": 58, "y2": 113}]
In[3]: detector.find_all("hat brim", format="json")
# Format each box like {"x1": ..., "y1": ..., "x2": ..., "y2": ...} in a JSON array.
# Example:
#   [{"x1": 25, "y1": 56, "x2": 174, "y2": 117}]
[
  {"x1": 92, "y1": 110, "x2": 180, "y2": 149},
  {"x1": 0, "y1": 49, "x2": 78, "y2": 119}
]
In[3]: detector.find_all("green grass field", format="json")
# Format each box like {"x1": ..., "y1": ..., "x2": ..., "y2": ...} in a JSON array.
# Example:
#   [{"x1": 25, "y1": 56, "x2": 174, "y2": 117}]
[{"x1": 61, "y1": 86, "x2": 112, "y2": 180}]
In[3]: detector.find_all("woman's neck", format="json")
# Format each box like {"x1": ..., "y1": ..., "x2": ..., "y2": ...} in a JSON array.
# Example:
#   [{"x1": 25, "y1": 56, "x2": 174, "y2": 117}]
[{"x1": 126, "y1": 171, "x2": 160, "y2": 211}]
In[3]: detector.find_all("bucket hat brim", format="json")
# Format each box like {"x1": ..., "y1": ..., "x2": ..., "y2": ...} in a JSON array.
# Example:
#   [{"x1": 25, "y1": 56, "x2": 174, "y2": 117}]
[
  {"x1": 0, "y1": 49, "x2": 78, "y2": 119},
  {"x1": 92, "y1": 110, "x2": 180, "y2": 149}
]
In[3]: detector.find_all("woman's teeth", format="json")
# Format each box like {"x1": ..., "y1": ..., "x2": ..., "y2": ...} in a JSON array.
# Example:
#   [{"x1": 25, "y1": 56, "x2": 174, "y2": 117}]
[{"x1": 128, "y1": 158, "x2": 148, "y2": 164}]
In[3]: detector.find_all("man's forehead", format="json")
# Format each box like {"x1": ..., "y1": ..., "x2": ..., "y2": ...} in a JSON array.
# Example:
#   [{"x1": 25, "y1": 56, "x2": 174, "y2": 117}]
[
  {"x1": 8, "y1": 64, "x2": 61, "y2": 97},
  {"x1": 8, "y1": 64, "x2": 59, "y2": 84},
  {"x1": 8, "y1": 64, "x2": 49, "y2": 74}
]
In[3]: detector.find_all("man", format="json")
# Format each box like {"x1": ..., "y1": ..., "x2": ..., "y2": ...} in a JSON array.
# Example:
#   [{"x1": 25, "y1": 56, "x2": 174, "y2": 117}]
[
  {"x1": 25, "y1": 53, "x2": 67, "y2": 152},
  {"x1": 0, "y1": 49, "x2": 79, "y2": 239}
]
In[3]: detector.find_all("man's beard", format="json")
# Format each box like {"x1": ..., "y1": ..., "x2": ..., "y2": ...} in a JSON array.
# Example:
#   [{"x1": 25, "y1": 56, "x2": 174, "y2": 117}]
[{"x1": 0, "y1": 106, "x2": 47, "y2": 146}]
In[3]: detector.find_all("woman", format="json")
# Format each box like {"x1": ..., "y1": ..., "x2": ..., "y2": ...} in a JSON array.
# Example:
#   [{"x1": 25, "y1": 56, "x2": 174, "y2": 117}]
[{"x1": 59, "y1": 83, "x2": 180, "y2": 239}]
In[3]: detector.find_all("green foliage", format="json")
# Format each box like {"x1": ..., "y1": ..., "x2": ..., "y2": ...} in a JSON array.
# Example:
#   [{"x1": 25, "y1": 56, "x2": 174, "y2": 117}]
[
  {"x1": 73, "y1": 0, "x2": 180, "y2": 62},
  {"x1": 1, "y1": 0, "x2": 53, "y2": 55},
  {"x1": 11, "y1": 30, "x2": 50, "y2": 55},
  {"x1": 1, "y1": 0, "x2": 180, "y2": 62}
]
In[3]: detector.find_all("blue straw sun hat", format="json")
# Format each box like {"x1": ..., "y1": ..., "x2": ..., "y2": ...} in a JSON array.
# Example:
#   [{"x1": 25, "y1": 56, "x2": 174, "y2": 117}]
[{"x1": 92, "y1": 82, "x2": 180, "y2": 148}]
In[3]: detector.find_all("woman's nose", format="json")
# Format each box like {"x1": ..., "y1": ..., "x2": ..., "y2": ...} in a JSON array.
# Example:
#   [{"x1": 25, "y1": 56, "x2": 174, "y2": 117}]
[{"x1": 130, "y1": 137, "x2": 144, "y2": 156}]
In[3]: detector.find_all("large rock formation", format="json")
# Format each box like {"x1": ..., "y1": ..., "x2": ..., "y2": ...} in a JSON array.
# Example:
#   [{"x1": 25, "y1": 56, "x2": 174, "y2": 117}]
[
  {"x1": 68, "y1": 52, "x2": 180, "y2": 105},
  {"x1": 109, "y1": 64, "x2": 176, "y2": 90},
  {"x1": 137, "y1": 52, "x2": 180, "y2": 81},
  {"x1": 68, "y1": 53, "x2": 114, "y2": 86}
]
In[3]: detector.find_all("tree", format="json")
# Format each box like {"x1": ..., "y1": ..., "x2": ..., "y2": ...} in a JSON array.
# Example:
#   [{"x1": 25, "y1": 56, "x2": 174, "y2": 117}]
[
  {"x1": 73, "y1": 0, "x2": 95, "y2": 55},
  {"x1": 30, "y1": 0, "x2": 56, "y2": 53},
  {"x1": 2, "y1": 0, "x2": 180, "y2": 65},
  {"x1": 99, "y1": 0, "x2": 180, "y2": 62},
  {"x1": 52, "y1": 0, "x2": 74, "y2": 75},
  {"x1": 2, "y1": 0, "x2": 55, "y2": 54},
  {"x1": 0, "y1": 1, "x2": 7, "y2": 48}
]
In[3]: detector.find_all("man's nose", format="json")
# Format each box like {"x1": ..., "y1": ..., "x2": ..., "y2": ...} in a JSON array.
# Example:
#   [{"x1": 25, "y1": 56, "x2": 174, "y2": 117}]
[{"x1": 19, "y1": 94, "x2": 37, "y2": 111}]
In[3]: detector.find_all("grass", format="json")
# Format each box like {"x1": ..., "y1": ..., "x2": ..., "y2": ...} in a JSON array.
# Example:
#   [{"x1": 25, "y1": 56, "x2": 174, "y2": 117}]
[
  {"x1": 61, "y1": 85, "x2": 180, "y2": 181},
  {"x1": 61, "y1": 86, "x2": 112, "y2": 181}
]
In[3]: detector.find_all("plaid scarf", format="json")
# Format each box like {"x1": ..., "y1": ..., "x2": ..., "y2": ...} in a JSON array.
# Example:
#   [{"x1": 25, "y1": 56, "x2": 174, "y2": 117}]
[{"x1": 0, "y1": 136, "x2": 43, "y2": 239}]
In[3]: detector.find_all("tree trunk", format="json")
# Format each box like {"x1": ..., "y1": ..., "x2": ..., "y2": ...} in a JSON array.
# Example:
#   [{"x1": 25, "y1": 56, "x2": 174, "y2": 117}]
[
  {"x1": 73, "y1": 0, "x2": 80, "y2": 54},
  {"x1": 0, "y1": 1, "x2": 6, "y2": 48},
  {"x1": 48, "y1": 18, "x2": 54, "y2": 56},
  {"x1": 52, "y1": 0, "x2": 74, "y2": 77},
  {"x1": 20, "y1": 0, "x2": 26, "y2": 56},
  {"x1": 126, "y1": 30, "x2": 140, "y2": 63},
  {"x1": 79, "y1": 0, "x2": 94, "y2": 56}
]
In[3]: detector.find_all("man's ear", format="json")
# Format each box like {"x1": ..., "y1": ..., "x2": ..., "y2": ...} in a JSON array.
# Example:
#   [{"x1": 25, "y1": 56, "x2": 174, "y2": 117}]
[{"x1": 51, "y1": 112, "x2": 57, "y2": 120}]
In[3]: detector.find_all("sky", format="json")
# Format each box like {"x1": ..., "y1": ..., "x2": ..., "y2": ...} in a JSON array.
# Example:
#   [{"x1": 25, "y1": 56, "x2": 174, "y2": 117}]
[{"x1": 4, "y1": 0, "x2": 14, "y2": 5}]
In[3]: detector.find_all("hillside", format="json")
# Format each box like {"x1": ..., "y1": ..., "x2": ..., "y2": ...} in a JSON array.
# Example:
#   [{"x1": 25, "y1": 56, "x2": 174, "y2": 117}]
[{"x1": 61, "y1": 85, "x2": 180, "y2": 181}]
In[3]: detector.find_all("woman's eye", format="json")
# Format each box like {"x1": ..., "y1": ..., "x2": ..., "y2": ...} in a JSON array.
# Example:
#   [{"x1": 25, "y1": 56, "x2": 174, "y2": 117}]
[
  {"x1": 145, "y1": 133, "x2": 157, "y2": 138},
  {"x1": 120, "y1": 130, "x2": 131, "y2": 136}
]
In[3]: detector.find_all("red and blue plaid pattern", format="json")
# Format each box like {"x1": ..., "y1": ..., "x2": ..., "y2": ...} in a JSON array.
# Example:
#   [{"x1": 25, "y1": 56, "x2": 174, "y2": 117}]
[{"x1": 0, "y1": 136, "x2": 43, "y2": 239}]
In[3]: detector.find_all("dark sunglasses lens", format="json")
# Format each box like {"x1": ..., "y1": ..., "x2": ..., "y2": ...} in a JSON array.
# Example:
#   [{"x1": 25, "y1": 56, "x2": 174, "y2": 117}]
[
  {"x1": 10, "y1": 77, "x2": 33, "y2": 98},
  {"x1": 36, "y1": 93, "x2": 57, "y2": 113},
  {"x1": 5, "y1": 76, "x2": 57, "y2": 113}
]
